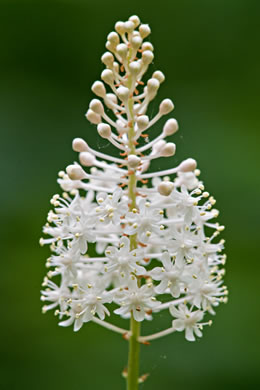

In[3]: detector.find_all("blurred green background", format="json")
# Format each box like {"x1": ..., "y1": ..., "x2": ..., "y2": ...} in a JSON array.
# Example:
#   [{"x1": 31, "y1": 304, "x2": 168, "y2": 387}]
[{"x1": 1, "y1": 0, "x2": 259, "y2": 389}]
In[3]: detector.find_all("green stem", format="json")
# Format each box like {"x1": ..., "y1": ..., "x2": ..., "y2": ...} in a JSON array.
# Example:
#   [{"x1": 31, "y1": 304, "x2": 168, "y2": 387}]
[
  {"x1": 126, "y1": 72, "x2": 141, "y2": 390},
  {"x1": 127, "y1": 315, "x2": 141, "y2": 390}
]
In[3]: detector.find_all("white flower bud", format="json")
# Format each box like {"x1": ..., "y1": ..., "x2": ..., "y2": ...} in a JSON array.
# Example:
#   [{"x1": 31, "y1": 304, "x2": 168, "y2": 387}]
[
  {"x1": 116, "y1": 43, "x2": 128, "y2": 59},
  {"x1": 113, "y1": 62, "x2": 119, "y2": 73},
  {"x1": 66, "y1": 164, "x2": 86, "y2": 180},
  {"x1": 147, "y1": 78, "x2": 160, "y2": 94},
  {"x1": 179, "y1": 158, "x2": 197, "y2": 172},
  {"x1": 97, "y1": 123, "x2": 112, "y2": 139},
  {"x1": 101, "y1": 52, "x2": 114, "y2": 68},
  {"x1": 129, "y1": 15, "x2": 140, "y2": 28},
  {"x1": 158, "y1": 181, "x2": 174, "y2": 196},
  {"x1": 142, "y1": 42, "x2": 154, "y2": 52},
  {"x1": 79, "y1": 152, "x2": 96, "y2": 167},
  {"x1": 142, "y1": 50, "x2": 154, "y2": 65},
  {"x1": 129, "y1": 61, "x2": 141, "y2": 76},
  {"x1": 72, "y1": 138, "x2": 89, "y2": 152},
  {"x1": 131, "y1": 36, "x2": 142, "y2": 50},
  {"x1": 107, "y1": 32, "x2": 120, "y2": 45},
  {"x1": 105, "y1": 93, "x2": 118, "y2": 108},
  {"x1": 128, "y1": 155, "x2": 141, "y2": 168},
  {"x1": 163, "y1": 118, "x2": 179, "y2": 136},
  {"x1": 160, "y1": 142, "x2": 176, "y2": 157},
  {"x1": 85, "y1": 109, "x2": 101, "y2": 124},
  {"x1": 159, "y1": 99, "x2": 174, "y2": 115},
  {"x1": 124, "y1": 21, "x2": 135, "y2": 33},
  {"x1": 89, "y1": 99, "x2": 104, "y2": 115},
  {"x1": 139, "y1": 24, "x2": 151, "y2": 38},
  {"x1": 137, "y1": 115, "x2": 149, "y2": 130},
  {"x1": 115, "y1": 21, "x2": 126, "y2": 35},
  {"x1": 91, "y1": 81, "x2": 106, "y2": 98},
  {"x1": 117, "y1": 86, "x2": 130, "y2": 102},
  {"x1": 101, "y1": 69, "x2": 114, "y2": 85},
  {"x1": 105, "y1": 41, "x2": 115, "y2": 52},
  {"x1": 153, "y1": 70, "x2": 165, "y2": 83},
  {"x1": 153, "y1": 140, "x2": 166, "y2": 153}
]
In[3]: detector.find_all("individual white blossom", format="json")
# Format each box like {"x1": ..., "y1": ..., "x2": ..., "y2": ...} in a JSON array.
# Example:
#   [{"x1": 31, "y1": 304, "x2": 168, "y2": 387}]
[{"x1": 40, "y1": 15, "x2": 227, "y2": 344}]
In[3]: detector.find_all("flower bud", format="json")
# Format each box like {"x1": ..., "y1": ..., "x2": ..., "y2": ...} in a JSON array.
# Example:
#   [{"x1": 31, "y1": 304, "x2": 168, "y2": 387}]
[
  {"x1": 115, "y1": 21, "x2": 125, "y2": 35},
  {"x1": 142, "y1": 42, "x2": 154, "y2": 52},
  {"x1": 137, "y1": 115, "x2": 149, "y2": 130},
  {"x1": 91, "y1": 81, "x2": 106, "y2": 98},
  {"x1": 66, "y1": 164, "x2": 86, "y2": 180},
  {"x1": 116, "y1": 43, "x2": 128, "y2": 59},
  {"x1": 131, "y1": 36, "x2": 142, "y2": 50},
  {"x1": 101, "y1": 52, "x2": 114, "y2": 68},
  {"x1": 124, "y1": 21, "x2": 135, "y2": 33},
  {"x1": 179, "y1": 158, "x2": 197, "y2": 172},
  {"x1": 153, "y1": 70, "x2": 165, "y2": 83},
  {"x1": 89, "y1": 99, "x2": 104, "y2": 115},
  {"x1": 163, "y1": 119, "x2": 179, "y2": 136},
  {"x1": 129, "y1": 15, "x2": 140, "y2": 28},
  {"x1": 142, "y1": 50, "x2": 154, "y2": 65},
  {"x1": 107, "y1": 32, "x2": 120, "y2": 45},
  {"x1": 158, "y1": 181, "x2": 174, "y2": 196},
  {"x1": 147, "y1": 78, "x2": 160, "y2": 94},
  {"x1": 85, "y1": 109, "x2": 101, "y2": 124},
  {"x1": 105, "y1": 93, "x2": 118, "y2": 108},
  {"x1": 153, "y1": 140, "x2": 166, "y2": 153},
  {"x1": 159, "y1": 99, "x2": 174, "y2": 115},
  {"x1": 128, "y1": 155, "x2": 141, "y2": 168},
  {"x1": 79, "y1": 152, "x2": 96, "y2": 167},
  {"x1": 160, "y1": 142, "x2": 176, "y2": 157},
  {"x1": 139, "y1": 24, "x2": 151, "y2": 38},
  {"x1": 101, "y1": 69, "x2": 114, "y2": 85},
  {"x1": 105, "y1": 41, "x2": 115, "y2": 52},
  {"x1": 72, "y1": 138, "x2": 89, "y2": 152},
  {"x1": 129, "y1": 61, "x2": 141, "y2": 76},
  {"x1": 97, "y1": 123, "x2": 112, "y2": 139},
  {"x1": 117, "y1": 86, "x2": 130, "y2": 102}
]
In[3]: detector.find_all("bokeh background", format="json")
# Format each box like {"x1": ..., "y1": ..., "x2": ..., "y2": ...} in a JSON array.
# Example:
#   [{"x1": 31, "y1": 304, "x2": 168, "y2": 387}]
[{"x1": 1, "y1": 0, "x2": 260, "y2": 389}]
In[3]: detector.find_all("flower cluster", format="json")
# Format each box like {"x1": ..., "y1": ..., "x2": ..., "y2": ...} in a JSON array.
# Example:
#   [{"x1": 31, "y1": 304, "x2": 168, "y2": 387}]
[{"x1": 40, "y1": 15, "x2": 227, "y2": 343}]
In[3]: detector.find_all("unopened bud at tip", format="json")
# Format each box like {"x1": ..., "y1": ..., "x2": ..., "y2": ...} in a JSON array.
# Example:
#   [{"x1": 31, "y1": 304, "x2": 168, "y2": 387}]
[
  {"x1": 91, "y1": 81, "x2": 106, "y2": 98},
  {"x1": 163, "y1": 118, "x2": 179, "y2": 136},
  {"x1": 129, "y1": 15, "x2": 140, "y2": 28},
  {"x1": 89, "y1": 99, "x2": 104, "y2": 115},
  {"x1": 160, "y1": 142, "x2": 176, "y2": 157},
  {"x1": 179, "y1": 158, "x2": 197, "y2": 172},
  {"x1": 128, "y1": 154, "x2": 141, "y2": 168},
  {"x1": 101, "y1": 69, "x2": 114, "y2": 85},
  {"x1": 159, "y1": 99, "x2": 174, "y2": 115},
  {"x1": 97, "y1": 123, "x2": 111, "y2": 139},
  {"x1": 153, "y1": 70, "x2": 165, "y2": 83},
  {"x1": 139, "y1": 24, "x2": 151, "y2": 38},
  {"x1": 158, "y1": 181, "x2": 174, "y2": 196},
  {"x1": 117, "y1": 86, "x2": 130, "y2": 102},
  {"x1": 79, "y1": 152, "x2": 96, "y2": 167},
  {"x1": 137, "y1": 115, "x2": 149, "y2": 130},
  {"x1": 85, "y1": 109, "x2": 101, "y2": 125},
  {"x1": 72, "y1": 138, "x2": 89, "y2": 153},
  {"x1": 66, "y1": 164, "x2": 86, "y2": 180}
]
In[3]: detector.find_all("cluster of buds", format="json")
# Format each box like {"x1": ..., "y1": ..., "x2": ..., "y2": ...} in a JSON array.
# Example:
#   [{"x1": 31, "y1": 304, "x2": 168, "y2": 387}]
[{"x1": 40, "y1": 15, "x2": 227, "y2": 344}]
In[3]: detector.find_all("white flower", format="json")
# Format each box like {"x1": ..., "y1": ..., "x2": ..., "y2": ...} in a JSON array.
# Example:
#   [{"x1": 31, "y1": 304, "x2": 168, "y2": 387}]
[
  {"x1": 150, "y1": 252, "x2": 183, "y2": 297},
  {"x1": 40, "y1": 15, "x2": 227, "y2": 343},
  {"x1": 105, "y1": 236, "x2": 146, "y2": 279},
  {"x1": 124, "y1": 199, "x2": 163, "y2": 242},
  {"x1": 95, "y1": 188, "x2": 128, "y2": 225},
  {"x1": 170, "y1": 304, "x2": 204, "y2": 341},
  {"x1": 114, "y1": 277, "x2": 160, "y2": 321}
]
